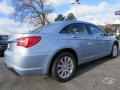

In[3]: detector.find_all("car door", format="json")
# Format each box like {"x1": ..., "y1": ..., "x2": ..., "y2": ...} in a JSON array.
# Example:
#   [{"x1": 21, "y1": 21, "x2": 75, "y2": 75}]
[
  {"x1": 60, "y1": 23, "x2": 97, "y2": 63},
  {"x1": 87, "y1": 24, "x2": 111, "y2": 56},
  {"x1": 76, "y1": 23, "x2": 99, "y2": 63}
]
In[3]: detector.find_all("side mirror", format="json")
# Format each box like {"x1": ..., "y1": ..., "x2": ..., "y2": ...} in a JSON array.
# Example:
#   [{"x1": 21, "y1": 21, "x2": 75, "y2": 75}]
[
  {"x1": 106, "y1": 32, "x2": 113, "y2": 36},
  {"x1": 96, "y1": 33, "x2": 106, "y2": 38},
  {"x1": 99, "y1": 33, "x2": 105, "y2": 36}
]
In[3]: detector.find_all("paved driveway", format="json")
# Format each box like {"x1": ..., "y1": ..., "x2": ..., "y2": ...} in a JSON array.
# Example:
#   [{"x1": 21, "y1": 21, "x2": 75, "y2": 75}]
[{"x1": 0, "y1": 53, "x2": 120, "y2": 90}]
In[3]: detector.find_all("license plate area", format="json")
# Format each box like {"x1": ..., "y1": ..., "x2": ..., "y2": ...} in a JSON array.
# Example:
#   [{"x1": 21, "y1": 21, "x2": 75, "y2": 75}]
[{"x1": 7, "y1": 43, "x2": 11, "y2": 51}]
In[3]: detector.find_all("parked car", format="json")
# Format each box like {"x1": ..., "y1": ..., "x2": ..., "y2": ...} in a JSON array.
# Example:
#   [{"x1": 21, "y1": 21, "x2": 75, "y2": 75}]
[
  {"x1": 0, "y1": 35, "x2": 8, "y2": 55},
  {"x1": 4, "y1": 21, "x2": 119, "y2": 82}
]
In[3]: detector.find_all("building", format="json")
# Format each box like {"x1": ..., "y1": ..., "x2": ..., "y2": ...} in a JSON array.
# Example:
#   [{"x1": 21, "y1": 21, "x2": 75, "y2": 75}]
[{"x1": 105, "y1": 24, "x2": 120, "y2": 36}]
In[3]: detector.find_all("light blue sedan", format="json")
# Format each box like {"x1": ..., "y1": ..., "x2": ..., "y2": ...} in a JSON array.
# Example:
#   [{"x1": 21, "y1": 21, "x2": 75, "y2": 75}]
[{"x1": 4, "y1": 21, "x2": 119, "y2": 82}]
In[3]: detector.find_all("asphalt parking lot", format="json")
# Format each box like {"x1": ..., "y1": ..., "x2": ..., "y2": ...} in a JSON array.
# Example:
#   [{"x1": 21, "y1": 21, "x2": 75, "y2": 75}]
[{"x1": 0, "y1": 53, "x2": 120, "y2": 90}]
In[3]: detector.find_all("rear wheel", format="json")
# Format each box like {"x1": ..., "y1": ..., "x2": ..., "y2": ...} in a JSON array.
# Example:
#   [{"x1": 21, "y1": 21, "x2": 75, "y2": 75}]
[
  {"x1": 51, "y1": 52, "x2": 76, "y2": 82},
  {"x1": 110, "y1": 44, "x2": 119, "y2": 58}
]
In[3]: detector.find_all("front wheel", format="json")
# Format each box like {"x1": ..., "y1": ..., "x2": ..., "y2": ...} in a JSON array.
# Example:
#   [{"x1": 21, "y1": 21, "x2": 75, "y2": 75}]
[
  {"x1": 51, "y1": 52, "x2": 76, "y2": 82},
  {"x1": 110, "y1": 44, "x2": 119, "y2": 58}
]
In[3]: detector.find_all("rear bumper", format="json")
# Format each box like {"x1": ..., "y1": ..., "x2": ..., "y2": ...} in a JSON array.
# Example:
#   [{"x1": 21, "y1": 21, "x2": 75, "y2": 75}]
[
  {"x1": 4, "y1": 50, "x2": 54, "y2": 76},
  {"x1": 5, "y1": 62, "x2": 44, "y2": 76}
]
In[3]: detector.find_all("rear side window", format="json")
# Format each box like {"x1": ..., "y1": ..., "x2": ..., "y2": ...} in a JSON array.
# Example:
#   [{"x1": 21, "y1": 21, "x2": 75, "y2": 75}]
[{"x1": 60, "y1": 23, "x2": 88, "y2": 35}]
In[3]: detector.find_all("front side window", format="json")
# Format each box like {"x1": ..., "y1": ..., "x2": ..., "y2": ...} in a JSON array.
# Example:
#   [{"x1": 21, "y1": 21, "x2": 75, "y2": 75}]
[
  {"x1": 88, "y1": 24, "x2": 105, "y2": 35},
  {"x1": 60, "y1": 23, "x2": 88, "y2": 35}
]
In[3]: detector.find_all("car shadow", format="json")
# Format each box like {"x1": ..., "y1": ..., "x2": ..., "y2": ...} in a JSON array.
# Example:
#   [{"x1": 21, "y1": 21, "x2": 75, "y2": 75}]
[{"x1": 74, "y1": 49, "x2": 120, "y2": 78}]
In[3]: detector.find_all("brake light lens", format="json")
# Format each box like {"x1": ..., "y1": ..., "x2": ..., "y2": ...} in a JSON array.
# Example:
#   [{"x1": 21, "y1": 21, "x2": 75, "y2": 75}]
[{"x1": 17, "y1": 36, "x2": 41, "y2": 48}]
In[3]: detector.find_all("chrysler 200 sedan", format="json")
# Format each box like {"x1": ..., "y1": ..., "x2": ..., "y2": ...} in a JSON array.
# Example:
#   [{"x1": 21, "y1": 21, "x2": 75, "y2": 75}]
[{"x1": 4, "y1": 21, "x2": 119, "y2": 82}]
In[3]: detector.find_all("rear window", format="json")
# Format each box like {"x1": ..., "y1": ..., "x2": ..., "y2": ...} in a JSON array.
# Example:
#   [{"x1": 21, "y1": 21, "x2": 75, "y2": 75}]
[{"x1": 31, "y1": 23, "x2": 63, "y2": 33}]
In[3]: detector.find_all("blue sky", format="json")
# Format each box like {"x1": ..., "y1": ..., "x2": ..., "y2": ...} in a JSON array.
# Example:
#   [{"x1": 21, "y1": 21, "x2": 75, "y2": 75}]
[
  {"x1": 0, "y1": 0, "x2": 120, "y2": 34},
  {"x1": 54, "y1": 0, "x2": 119, "y2": 14},
  {"x1": 54, "y1": 0, "x2": 101, "y2": 13}
]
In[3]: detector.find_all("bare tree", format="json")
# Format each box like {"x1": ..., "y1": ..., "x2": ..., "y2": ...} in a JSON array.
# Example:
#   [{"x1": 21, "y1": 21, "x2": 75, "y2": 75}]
[{"x1": 12, "y1": 0, "x2": 53, "y2": 26}]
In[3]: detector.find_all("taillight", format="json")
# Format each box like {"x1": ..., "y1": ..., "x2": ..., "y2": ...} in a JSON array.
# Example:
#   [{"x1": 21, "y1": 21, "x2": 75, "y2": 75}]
[{"x1": 17, "y1": 36, "x2": 41, "y2": 48}]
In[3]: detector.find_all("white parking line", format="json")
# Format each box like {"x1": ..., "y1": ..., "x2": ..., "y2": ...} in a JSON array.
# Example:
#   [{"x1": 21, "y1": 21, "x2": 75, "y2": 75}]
[{"x1": 102, "y1": 77, "x2": 116, "y2": 85}]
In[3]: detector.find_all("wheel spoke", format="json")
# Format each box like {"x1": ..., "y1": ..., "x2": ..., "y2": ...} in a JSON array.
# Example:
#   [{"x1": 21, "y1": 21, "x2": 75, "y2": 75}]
[
  {"x1": 59, "y1": 70, "x2": 65, "y2": 78},
  {"x1": 60, "y1": 59, "x2": 64, "y2": 64},
  {"x1": 57, "y1": 68, "x2": 63, "y2": 74},
  {"x1": 64, "y1": 70, "x2": 67, "y2": 78},
  {"x1": 67, "y1": 60, "x2": 73, "y2": 67},
  {"x1": 57, "y1": 64, "x2": 63, "y2": 68},
  {"x1": 67, "y1": 66, "x2": 73, "y2": 71},
  {"x1": 64, "y1": 56, "x2": 68, "y2": 64},
  {"x1": 67, "y1": 57, "x2": 71, "y2": 64},
  {"x1": 66, "y1": 69, "x2": 70, "y2": 76},
  {"x1": 113, "y1": 45, "x2": 118, "y2": 57}
]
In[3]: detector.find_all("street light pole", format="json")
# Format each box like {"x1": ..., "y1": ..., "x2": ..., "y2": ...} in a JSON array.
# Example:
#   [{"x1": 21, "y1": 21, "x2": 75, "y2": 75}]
[
  {"x1": 115, "y1": 10, "x2": 120, "y2": 36},
  {"x1": 70, "y1": 0, "x2": 80, "y2": 19}
]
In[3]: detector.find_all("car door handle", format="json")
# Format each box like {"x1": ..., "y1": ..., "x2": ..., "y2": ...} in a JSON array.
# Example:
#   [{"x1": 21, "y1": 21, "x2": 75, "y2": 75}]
[
  {"x1": 71, "y1": 36, "x2": 79, "y2": 39},
  {"x1": 88, "y1": 42, "x2": 93, "y2": 45}
]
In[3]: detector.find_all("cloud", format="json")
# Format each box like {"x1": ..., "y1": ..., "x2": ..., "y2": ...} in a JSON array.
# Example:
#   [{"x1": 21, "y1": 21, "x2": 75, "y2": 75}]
[
  {"x1": 0, "y1": 0, "x2": 29, "y2": 35},
  {"x1": 48, "y1": 13, "x2": 57, "y2": 22},
  {"x1": 76, "y1": 1, "x2": 109, "y2": 15},
  {"x1": 0, "y1": 18, "x2": 28, "y2": 35},
  {"x1": 45, "y1": 0, "x2": 73, "y2": 6},
  {"x1": 65, "y1": 1, "x2": 120, "y2": 25},
  {"x1": 0, "y1": 1, "x2": 15, "y2": 15},
  {"x1": 46, "y1": 0, "x2": 62, "y2": 5}
]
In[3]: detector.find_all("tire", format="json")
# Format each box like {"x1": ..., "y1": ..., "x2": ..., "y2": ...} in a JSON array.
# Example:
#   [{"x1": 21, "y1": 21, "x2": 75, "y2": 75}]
[
  {"x1": 51, "y1": 52, "x2": 76, "y2": 82},
  {"x1": 110, "y1": 44, "x2": 119, "y2": 58}
]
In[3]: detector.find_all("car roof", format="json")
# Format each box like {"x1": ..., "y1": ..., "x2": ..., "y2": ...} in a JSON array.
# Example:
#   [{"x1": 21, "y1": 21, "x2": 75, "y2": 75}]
[{"x1": 31, "y1": 21, "x2": 93, "y2": 34}]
